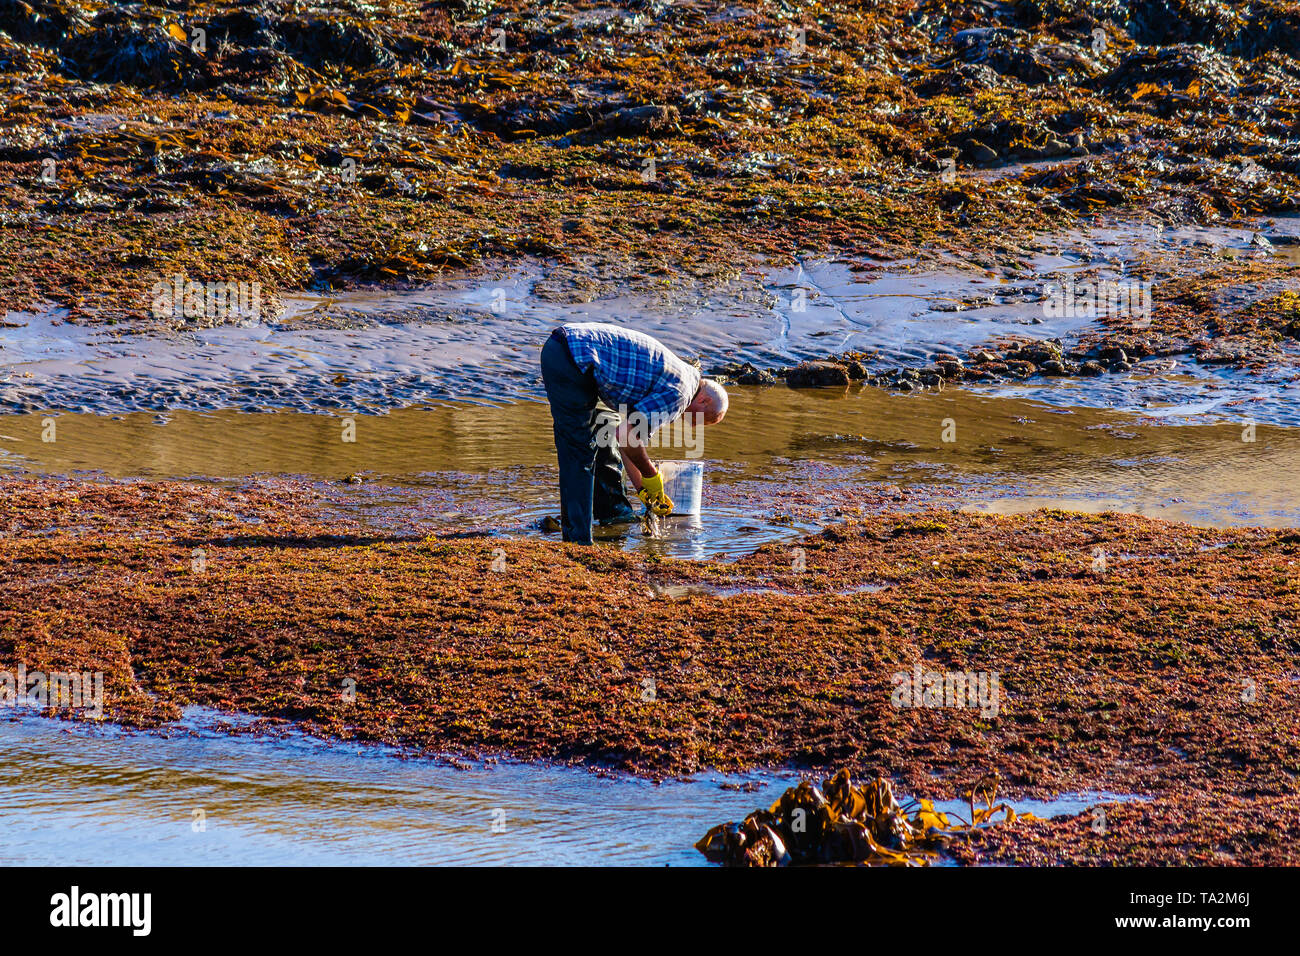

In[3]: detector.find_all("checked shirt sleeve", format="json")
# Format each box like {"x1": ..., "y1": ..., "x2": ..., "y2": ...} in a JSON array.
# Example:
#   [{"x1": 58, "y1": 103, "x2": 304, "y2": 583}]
[{"x1": 632, "y1": 366, "x2": 700, "y2": 433}]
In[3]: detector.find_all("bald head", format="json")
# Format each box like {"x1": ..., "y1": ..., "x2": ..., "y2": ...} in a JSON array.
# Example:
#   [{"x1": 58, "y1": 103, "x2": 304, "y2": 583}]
[{"x1": 687, "y1": 378, "x2": 728, "y2": 425}]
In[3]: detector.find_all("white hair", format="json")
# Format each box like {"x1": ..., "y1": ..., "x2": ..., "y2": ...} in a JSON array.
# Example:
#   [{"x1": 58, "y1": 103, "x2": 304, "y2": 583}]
[{"x1": 698, "y1": 378, "x2": 728, "y2": 424}]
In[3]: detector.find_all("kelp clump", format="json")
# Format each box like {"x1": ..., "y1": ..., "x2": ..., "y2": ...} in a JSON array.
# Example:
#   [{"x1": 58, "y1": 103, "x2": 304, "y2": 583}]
[{"x1": 696, "y1": 770, "x2": 1039, "y2": 867}]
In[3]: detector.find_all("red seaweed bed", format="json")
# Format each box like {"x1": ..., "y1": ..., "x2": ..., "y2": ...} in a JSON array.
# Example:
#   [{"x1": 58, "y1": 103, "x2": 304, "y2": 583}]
[{"x1": 2, "y1": 476, "x2": 1298, "y2": 864}]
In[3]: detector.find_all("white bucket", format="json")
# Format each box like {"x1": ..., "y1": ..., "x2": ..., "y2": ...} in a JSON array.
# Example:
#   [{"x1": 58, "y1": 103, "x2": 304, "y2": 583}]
[{"x1": 655, "y1": 460, "x2": 703, "y2": 515}]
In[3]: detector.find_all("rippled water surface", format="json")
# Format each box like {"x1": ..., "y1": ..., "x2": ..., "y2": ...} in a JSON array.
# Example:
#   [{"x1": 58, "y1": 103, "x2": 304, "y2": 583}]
[
  {"x1": 5, "y1": 221, "x2": 1299, "y2": 422},
  {"x1": 0, "y1": 709, "x2": 1137, "y2": 866}
]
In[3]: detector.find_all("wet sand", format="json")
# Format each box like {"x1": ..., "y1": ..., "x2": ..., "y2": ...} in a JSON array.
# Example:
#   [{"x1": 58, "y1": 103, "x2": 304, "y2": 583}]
[{"x1": 5, "y1": 221, "x2": 1300, "y2": 422}]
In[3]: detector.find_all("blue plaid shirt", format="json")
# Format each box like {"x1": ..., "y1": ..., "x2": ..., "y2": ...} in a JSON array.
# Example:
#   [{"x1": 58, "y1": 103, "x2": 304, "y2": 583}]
[{"x1": 560, "y1": 323, "x2": 700, "y2": 430}]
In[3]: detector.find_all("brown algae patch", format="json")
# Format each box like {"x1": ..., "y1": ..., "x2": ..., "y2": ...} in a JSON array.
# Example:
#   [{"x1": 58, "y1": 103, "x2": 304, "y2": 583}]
[{"x1": 2, "y1": 476, "x2": 1299, "y2": 864}]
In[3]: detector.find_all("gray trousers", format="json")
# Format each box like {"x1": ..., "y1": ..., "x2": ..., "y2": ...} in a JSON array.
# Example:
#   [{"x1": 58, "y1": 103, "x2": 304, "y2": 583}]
[{"x1": 540, "y1": 330, "x2": 632, "y2": 544}]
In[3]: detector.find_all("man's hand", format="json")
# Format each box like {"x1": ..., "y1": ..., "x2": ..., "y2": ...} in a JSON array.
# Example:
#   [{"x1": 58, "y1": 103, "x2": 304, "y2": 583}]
[{"x1": 637, "y1": 471, "x2": 674, "y2": 516}]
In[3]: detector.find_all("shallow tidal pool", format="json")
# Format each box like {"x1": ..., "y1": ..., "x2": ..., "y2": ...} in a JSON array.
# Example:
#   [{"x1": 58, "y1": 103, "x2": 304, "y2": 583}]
[{"x1": 0, "y1": 708, "x2": 1140, "y2": 867}]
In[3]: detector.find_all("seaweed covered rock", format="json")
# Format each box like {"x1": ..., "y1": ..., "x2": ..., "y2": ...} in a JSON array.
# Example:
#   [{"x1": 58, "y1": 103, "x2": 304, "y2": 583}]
[
  {"x1": 63, "y1": 21, "x2": 212, "y2": 89},
  {"x1": 786, "y1": 361, "x2": 851, "y2": 387},
  {"x1": 1096, "y1": 43, "x2": 1242, "y2": 94},
  {"x1": 941, "y1": 26, "x2": 1102, "y2": 86},
  {"x1": 276, "y1": 15, "x2": 400, "y2": 71},
  {"x1": 1126, "y1": 0, "x2": 1248, "y2": 52},
  {"x1": 576, "y1": 104, "x2": 681, "y2": 141},
  {"x1": 708, "y1": 361, "x2": 777, "y2": 386},
  {"x1": 697, "y1": 770, "x2": 1039, "y2": 867},
  {"x1": 913, "y1": 61, "x2": 1010, "y2": 96}
]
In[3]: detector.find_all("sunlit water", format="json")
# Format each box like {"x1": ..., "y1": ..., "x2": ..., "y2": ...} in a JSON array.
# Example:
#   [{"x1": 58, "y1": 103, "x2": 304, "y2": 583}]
[
  {"x1": 0, "y1": 708, "x2": 1137, "y2": 866},
  {"x1": 1, "y1": 387, "x2": 1296, "y2": 559},
  {"x1": 4, "y1": 220, "x2": 1299, "y2": 422}
]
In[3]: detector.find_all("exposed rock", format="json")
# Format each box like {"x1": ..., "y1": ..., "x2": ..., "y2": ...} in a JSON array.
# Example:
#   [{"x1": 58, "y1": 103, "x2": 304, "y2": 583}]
[
  {"x1": 581, "y1": 105, "x2": 681, "y2": 140},
  {"x1": 1096, "y1": 44, "x2": 1242, "y2": 95},
  {"x1": 965, "y1": 139, "x2": 1001, "y2": 165},
  {"x1": 787, "y1": 361, "x2": 851, "y2": 387},
  {"x1": 1006, "y1": 340, "x2": 1064, "y2": 366},
  {"x1": 944, "y1": 26, "x2": 1102, "y2": 86},
  {"x1": 708, "y1": 361, "x2": 777, "y2": 385},
  {"x1": 1039, "y1": 359, "x2": 1070, "y2": 376}
]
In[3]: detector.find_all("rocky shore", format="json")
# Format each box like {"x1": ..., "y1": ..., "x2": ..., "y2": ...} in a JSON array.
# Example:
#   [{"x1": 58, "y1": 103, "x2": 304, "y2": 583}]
[{"x1": 4, "y1": 0, "x2": 1300, "y2": 330}]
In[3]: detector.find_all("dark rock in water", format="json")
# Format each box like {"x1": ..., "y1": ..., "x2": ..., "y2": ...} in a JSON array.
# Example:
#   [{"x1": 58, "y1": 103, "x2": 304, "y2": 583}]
[
  {"x1": 1009, "y1": 341, "x2": 1064, "y2": 366},
  {"x1": 540, "y1": 515, "x2": 562, "y2": 533},
  {"x1": 741, "y1": 368, "x2": 777, "y2": 386},
  {"x1": 1079, "y1": 360, "x2": 1106, "y2": 377},
  {"x1": 736, "y1": 363, "x2": 777, "y2": 386},
  {"x1": 1039, "y1": 359, "x2": 1077, "y2": 376},
  {"x1": 1098, "y1": 346, "x2": 1129, "y2": 366},
  {"x1": 844, "y1": 360, "x2": 869, "y2": 380},
  {"x1": 1111, "y1": 361, "x2": 1134, "y2": 372},
  {"x1": 787, "y1": 361, "x2": 850, "y2": 387},
  {"x1": 707, "y1": 361, "x2": 776, "y2": 385}
]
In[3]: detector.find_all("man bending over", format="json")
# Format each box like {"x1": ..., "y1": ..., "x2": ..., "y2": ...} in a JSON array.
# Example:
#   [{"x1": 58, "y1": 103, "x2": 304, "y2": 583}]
[{"x1": 540, "y1": 322, "x2": 728, "y2": 544}]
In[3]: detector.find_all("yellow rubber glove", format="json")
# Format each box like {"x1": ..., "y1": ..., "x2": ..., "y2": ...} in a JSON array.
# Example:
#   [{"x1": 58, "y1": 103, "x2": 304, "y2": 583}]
[{"x1": 637, "y1": 471, "x2": 674, "y2": 516}]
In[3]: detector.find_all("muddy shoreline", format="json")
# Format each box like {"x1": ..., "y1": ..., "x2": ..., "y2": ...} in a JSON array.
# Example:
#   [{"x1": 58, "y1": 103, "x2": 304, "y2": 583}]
[
  {"x1": 6, "y1": 227, "x2": 1300, "y2": 424},
  {"x1": 3, "y1": 477, "x2": 1298, "y2": 863}
]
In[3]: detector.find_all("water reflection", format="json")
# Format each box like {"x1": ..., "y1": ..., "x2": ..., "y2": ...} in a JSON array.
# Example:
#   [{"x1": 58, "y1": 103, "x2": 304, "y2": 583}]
[
  {"x1": 1, "y1": 386, "x2": 1296, "y2": 560},
  {"x1": 0, "y1": 709, "x2": 1140, "y2": 866}
]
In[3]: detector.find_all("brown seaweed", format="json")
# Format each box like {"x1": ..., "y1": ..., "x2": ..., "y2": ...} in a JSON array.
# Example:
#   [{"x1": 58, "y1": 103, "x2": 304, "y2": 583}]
[{"x1": 696, "y1": 769, "x2": 1039, "y2": 866}]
